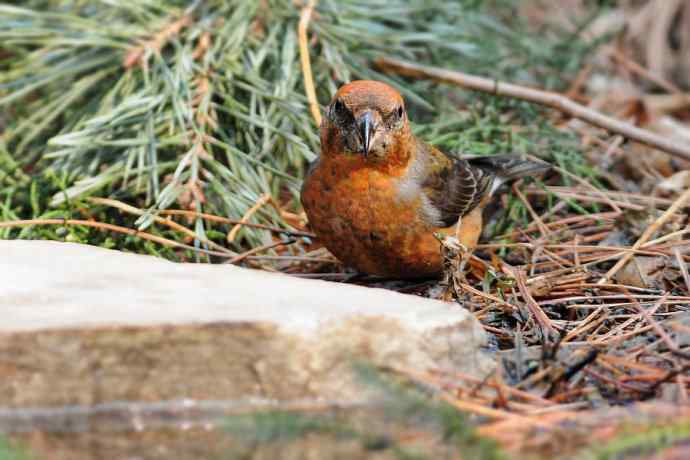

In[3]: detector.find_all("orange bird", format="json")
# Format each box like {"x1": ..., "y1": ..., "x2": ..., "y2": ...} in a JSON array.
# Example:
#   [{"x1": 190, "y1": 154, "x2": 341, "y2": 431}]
[{"x1": 301, "y1": 80, "x2": 549, "y2": 278}]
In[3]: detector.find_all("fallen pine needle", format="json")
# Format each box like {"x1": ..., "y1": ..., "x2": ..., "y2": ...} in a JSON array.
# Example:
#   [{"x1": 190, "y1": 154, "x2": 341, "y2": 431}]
[
  {"x1": 227, "y1": 193, "x2": 271, "y2": 243},
  {"x1": 598, "y1": 187, "x2": 690, "y2": 284},
  {"x1": 0, "y1": 218, "x2": 230, "y2": 257}
]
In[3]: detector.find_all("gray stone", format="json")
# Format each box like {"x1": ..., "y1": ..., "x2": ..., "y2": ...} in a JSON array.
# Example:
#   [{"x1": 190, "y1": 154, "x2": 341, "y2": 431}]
[{"x1": 0, "y1": 240, "x2": 492, "y2": 427}]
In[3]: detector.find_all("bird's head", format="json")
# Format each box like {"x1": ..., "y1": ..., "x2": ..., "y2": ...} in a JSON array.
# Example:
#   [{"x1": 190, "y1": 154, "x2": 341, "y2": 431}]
[{"x1": 321, "y1": 80, "x2": 411, "y2": 164}]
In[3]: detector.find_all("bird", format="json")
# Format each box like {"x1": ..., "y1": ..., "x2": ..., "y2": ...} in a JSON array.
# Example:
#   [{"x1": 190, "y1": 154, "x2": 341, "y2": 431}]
[{"x1": 301, "y1": 80, "x2": 549, "y2": 278}]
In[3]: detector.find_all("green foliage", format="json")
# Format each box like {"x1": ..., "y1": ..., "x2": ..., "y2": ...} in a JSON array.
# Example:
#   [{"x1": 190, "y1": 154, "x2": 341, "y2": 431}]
[
  {"x1": 225, "y1": 411, "x2": 359, "y2": 443},
  {"x1": 572, "y1": 420, "x2": 690, "y2": 460},
  {"x1": 1, "y1": 0, "x2": 602, "y2": 255},
  {"x1": 224, "y1": 362, "x2": 506, "y2": 460},
  {"x1": 0, "y1": 437, "x2": 34, "y2": 460},
  {"x1": 355, "y1": 362, "x2": 505, "y2": 460}
]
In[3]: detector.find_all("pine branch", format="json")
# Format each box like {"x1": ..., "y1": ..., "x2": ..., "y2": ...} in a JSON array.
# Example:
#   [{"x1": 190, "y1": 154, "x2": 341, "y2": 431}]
[{"x1": 0, "y1": 0, "x2": 602, "y2": 254}]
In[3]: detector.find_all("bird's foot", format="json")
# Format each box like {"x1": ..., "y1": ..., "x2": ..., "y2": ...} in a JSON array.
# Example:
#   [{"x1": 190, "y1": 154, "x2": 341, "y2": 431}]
[{"x1": 435, "y1": 233, "x2": 473, "y2": 301}]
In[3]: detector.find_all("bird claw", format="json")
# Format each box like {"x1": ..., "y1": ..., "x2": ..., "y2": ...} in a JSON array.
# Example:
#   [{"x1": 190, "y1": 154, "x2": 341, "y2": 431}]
[
  {"x1": 438, "y1": 235, "x2": 473, "y2": 300},
  {"x1": 434, "y1": 234, "x2": 468, "y2": 252}
]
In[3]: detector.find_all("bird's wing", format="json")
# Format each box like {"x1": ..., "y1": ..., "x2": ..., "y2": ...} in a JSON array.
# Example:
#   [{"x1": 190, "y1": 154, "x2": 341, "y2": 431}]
[
  {"x1": 416, "y1": 144, "x2": 551, "y2": 228},
  {"x1": 417, "y1": 142, "x2": 493, "y2": 228}
]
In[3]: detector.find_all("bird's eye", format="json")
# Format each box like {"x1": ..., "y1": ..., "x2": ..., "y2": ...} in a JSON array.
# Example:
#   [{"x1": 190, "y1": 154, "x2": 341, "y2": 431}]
[
  {"x1": 330, "y1": 98, "x2": 354, "y2": 125},
  {"x1": 397, "y1": 106, "x2": 404, "y2": 119}
]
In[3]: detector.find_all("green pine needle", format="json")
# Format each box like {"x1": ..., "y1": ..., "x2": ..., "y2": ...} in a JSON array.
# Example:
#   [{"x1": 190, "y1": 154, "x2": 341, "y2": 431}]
[{"x1": 1, "y1": 0, "x2": 602, "y2": 256}]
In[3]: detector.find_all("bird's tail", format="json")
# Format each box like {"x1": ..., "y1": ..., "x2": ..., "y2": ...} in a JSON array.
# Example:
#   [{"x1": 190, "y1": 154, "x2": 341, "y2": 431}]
[
  {"x1": 465, "y1": 154, "x2": 551, "y2": 194},
  {"x1": 467, "y1": 154, "x2": 550, "y2": 179}
]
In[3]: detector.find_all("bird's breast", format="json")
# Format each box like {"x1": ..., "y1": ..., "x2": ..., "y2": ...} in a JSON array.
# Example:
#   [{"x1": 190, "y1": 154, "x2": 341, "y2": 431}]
[
  {"x1": 301, "y1": 160, "x2": 446, "y2": 277},
  {"x1": 303, "y1": 162, "x2": 419, "y2": 232}
]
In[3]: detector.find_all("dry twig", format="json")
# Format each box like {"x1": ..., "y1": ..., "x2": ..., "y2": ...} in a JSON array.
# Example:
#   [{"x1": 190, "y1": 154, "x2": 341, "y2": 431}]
[
  {"x1": 375, "y1": 57, "x2": 690, "y2": 162},
  {"x1": 88, "y1": 197, "x2": 235, "y2": 256},
  {"x1": 227, "y1": 193, "x2": 271, "y2": 243},
  {"x1": 228, "y1": 238, "x2": 298, "y2": 265},
  {"x1": 298, "y1": 0, "x2": 322, "y2": 126},
  {"x1": 598, "y1": 187, "x2": 690, "y2": 284},
  {"x1": 123, "y1": 13, "x2": 193, "y2": 69},
  {"x1": 0, "y1": 218, "x2": 229, "y2": 257},
  {"x1": 158, "y1": 209, "x2": 315, "y2": 238}
]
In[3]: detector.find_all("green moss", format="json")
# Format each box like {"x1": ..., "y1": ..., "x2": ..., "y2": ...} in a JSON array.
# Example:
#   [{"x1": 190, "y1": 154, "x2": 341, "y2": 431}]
[
  {"x1": 0, "y1": 438, "x2": 34, "y2": 460},
  {"x1": 573, "y1": 420, "x2": 690, "y2": 460},
  {"x1": 224, "y1": 362, "x2": 508, "y2": 460}
]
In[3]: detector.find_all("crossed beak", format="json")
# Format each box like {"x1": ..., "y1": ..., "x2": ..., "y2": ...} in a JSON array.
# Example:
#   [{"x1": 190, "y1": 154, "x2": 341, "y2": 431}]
[{"x1": 357, "y1": 111, "x2": 376, "y2": 157}]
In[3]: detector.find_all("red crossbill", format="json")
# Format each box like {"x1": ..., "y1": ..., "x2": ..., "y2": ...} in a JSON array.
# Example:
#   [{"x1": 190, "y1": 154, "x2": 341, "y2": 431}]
[{"x1": 301, "y1": 80, "x2": 549, "y2": 278}]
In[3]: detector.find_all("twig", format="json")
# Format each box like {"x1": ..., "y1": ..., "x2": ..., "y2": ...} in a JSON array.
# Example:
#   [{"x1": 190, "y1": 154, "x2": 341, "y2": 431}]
[
  {"x1": 642, "y1": 228, "x2": 690, "y2": 248},
  {"x1": 565, "y1": 63, "x2": 592, "y2": 102},
  {"x1": 440, "y1": 394, "x2": 550, "y2": 428},
  {"x1": 478, "y1": 242, "x2": 664, "y2": 257},
  {"x1": 123, "y1": 13, "x2": 193, "y2": 69},
  {"x1": 598, "y1": 187, "x2": 690, "y2": 284},
  {"x1": 647, "y1": 363, "x2": 690, "y2": 393},
  {"x1": 584, "y1": 368, "x2": 649, "y2": 394},
  {"x1": 606, "y1": 46, "x2": 686, "y2": 96},
  {"x1": 631, "y1": 292, "x2": 690, "y2": 360},
  {"x1": 513, "y1": 181, "x2": 551, "y2": 237},
  {"x1": 509, "y1": 267, "x2": 559, "y2": 337},
  {"x1": 228, "y1": 238, "x2": 297, "y2": 264},
  {"x1": 544, "y1": 349, "x2": 599, "y2": 399},
  {"x1": 227, "y1": 193, "x2": 271, "y2": 243},
  {"x1": 594, "y1": 300, "x2": 664, "y2": 344},
  {"x1": 525, "y1": 188, "x2": 646, "y2": 211},
  {"x1": 573, "y1": 234, "x2": 581, "y2": 268},
  {"x1": 553, "y1": 165, "x2": 623, "y2": 214},
  {"x1": 459, "y1": 283, "x2": 517, "y2": 313},
  {"x1": 88, "y1": 197, "x2": 235, "y2": 256},
  {"x1": 298, "y1": 0, "x2": 321, "y2": 126},
  {"x1": 390, "y1": 366, "x2": 551, "y2": 429},
  {"x1": 541, "y1": 187, "x2": 675, "y2": 207},
  {"x1": 0, "y1": 218, "x2": 230, "y2": 258},
  {"x1": 375, "y1": 57, "x2": 690, "y2": 162},
  {"x1": 675, "y1": 247, "x2": 690, "y2": 293},
  {"x1": 494, "y1": 211, "x2": 619, "y2": 240},
  {"x1": 158, "y1": 209, "x2": 315, "y2": 238},
  {"x1": 600, "y1": 135, "x2": 624, "y2": 170},
  {"x1": 442, "y1": 370, "x2": 555, "y2": 406},
  {"x1": 563, "y1": 307, "x2": 608, "y2": 343}
]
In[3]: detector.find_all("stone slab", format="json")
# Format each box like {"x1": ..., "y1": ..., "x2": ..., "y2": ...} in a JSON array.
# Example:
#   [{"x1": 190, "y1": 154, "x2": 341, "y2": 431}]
[{"x1": 0, "y1": 240, "x2": 493, "y2": 421}]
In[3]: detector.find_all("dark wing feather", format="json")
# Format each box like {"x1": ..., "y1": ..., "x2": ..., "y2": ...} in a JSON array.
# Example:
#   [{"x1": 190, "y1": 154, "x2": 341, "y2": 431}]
[
  {"x1": 419, "y1": 145, "x2": 493, "y2": 228},
  {"x1": 464, "y1": 154, "x2": 551, "y2": 181},
  {"x1": 418, "y1": 147, "x2": 549, "y2": 228}
]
